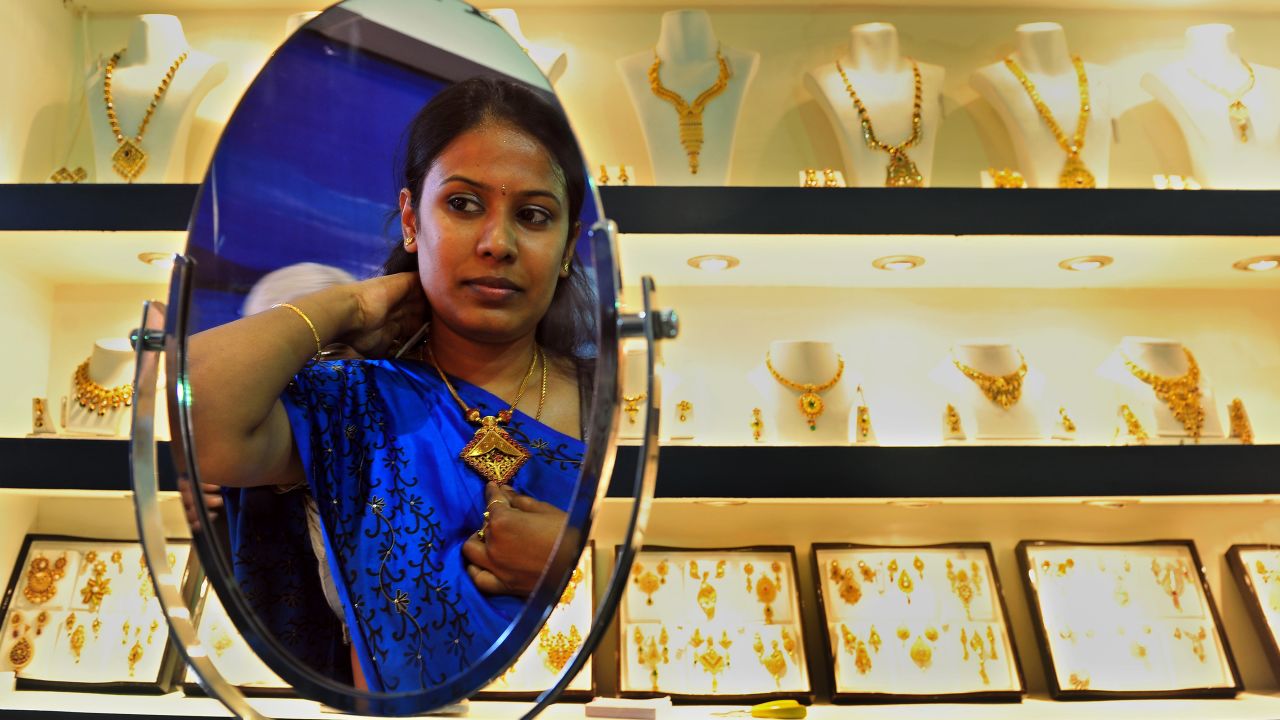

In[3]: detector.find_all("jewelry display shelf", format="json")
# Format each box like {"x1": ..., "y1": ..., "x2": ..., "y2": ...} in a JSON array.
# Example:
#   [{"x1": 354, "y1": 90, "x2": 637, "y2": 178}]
[
  {"x1": 608, "y1": 445, "x2": 1280, "y2": 498},
  {"x1": 2, "y1": 185, "x2": 1278, "y2": 237},
  {"x1": 0, "y1": 438, "x2": 178, "y2": 492}
]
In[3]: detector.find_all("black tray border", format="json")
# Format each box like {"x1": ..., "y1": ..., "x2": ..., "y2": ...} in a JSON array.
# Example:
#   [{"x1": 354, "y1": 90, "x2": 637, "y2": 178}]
[
  {"x1": 1015, "y1": 538, "x2": 1242, "y2": 700},
  {"x1": 1225, "y1": 544, "x2": 1280, "y2": 684}
]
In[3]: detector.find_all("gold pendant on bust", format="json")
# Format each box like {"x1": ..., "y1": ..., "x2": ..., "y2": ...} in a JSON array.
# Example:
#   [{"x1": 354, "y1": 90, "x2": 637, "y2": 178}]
[
  {"x1": 798, "y1": 388, "x2": 824, "y2": 431},
  {"x1": 1058, "y1": 151, "x2": 1096, "y2": 189},
  {"x1": 1228, "y1": 100, "x2": 1250, "y2": 142},
  {"x1": 112, "y1": 139, "x2": 148, "y2": 182},
  {"x1": 459, "y1": 416, "x2": 531, "y2": 485},
  {"x1": 885, "y1": 150, "x2": 924, "y2": 188}
]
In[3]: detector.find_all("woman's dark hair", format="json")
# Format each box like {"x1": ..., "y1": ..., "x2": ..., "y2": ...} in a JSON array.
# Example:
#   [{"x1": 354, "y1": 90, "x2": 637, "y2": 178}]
[{"x1": 384, "y1": 76, "x2": 595, "y2": 367}]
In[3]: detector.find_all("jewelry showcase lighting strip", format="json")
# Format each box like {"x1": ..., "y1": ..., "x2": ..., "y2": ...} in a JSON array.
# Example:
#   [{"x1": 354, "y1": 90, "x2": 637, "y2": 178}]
[
  {"x1": 687, "y1": 254, "x2": 741, "y2": 271},
  {"x1": 872, "y1": 254, "x2": 925, "y2": 271},
  {"x1": 1232, "y1": 254, "x2": 1280, "y2": 272},
  {"x1": 1058, "y1": 255, "x2": 1114, "y2": 271}
]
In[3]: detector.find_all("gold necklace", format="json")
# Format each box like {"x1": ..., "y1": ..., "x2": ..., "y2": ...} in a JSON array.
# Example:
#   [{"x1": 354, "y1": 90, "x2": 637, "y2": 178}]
[
  {"x1": 73, "y1": 358, "x2": 134, "y2": 416},
  {"x1": 835, "y1": 58, "x2": 925, "y2": 187},
  {"x1": 1187, "y1": 59, "x2": 1256, "y2": 142},
  {"x1": 765, "y1": 353, "x2": 845, "y2": 431},
  {"x1": 648, "y1": 49, "x2": 732, "y2": 175},
  {"x1": 1122, "y1": 347, "x2": 1205, "y2": 440},
  {"x1": 426, "y1": 342, "x2": 547, "y2": 485},
  {"x1": 103, "y1": 49, "x2": 189, "y2": 182},
  {"x1": 1003, "y1": 55, "x2": 1096, "y2": 189},
  {"x1": 951, "y1": 350, "x2": 1028, "y2": 410}
]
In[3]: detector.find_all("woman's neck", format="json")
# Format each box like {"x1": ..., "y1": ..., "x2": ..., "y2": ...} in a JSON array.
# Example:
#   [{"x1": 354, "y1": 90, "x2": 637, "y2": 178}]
[{"x1": 427, "y1": 324, "x2": 539, "y2": 398}]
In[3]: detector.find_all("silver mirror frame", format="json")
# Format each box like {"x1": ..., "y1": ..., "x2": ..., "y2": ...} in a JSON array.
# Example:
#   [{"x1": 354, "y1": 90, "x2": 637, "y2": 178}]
[{"x1": 131, "y1": 220, "x2": 676, "y2": 717}]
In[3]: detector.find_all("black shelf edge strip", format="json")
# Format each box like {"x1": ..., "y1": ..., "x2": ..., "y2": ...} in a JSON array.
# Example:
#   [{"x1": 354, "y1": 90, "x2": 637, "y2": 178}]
[
  {"x1": 0, "y1": 437, "x2": 177, "y2": 492},
  {"x1": 607, "y1": 444, "x2": 1280, "y2": 498},
  {"x1": 599, "y1": 187, "x2": 1280, "y2": 236},
  {"x1": 0, "y1": 185, "x2": 198, "y2": 231}
]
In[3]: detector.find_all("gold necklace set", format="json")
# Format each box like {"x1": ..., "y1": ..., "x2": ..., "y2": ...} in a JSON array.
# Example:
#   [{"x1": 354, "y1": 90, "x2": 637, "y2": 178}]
[
  {"x1": 835, "y1": 58, "x2": 926, "y2": 187},
  {"x1": 425, "y1": 341, "x2": 547, "y2": 486},
  {"x1": 1003, "y1": 55, "x2": 1096, "y2": 189},
  {"x1": 951, "y1": 350, "x2": 1028, "y2": 410},
  {"x1": 1121, "y1": 348, "x2": 1205, "y2": 440},
  {"x1": 1187, "y1": 59, "x2": 1256, "y2": 142},
  {"x1": 103, "y1": 49, "x2": 189, "y2": 182},
  {"x1": 765, "y1": 353, "x2": 845, "y2": 431},
  {"x1": 73, "y1": 358, "x2": 134, "y2": 416},
  {"x1": 648, "y1": 49, "x2": 732, "y2": 175}
]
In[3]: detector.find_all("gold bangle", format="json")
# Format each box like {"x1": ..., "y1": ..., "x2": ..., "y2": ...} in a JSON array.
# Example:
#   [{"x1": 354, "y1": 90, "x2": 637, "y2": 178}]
[{"x1": 273, "y1": 303, "x2": 322, "y2": 358}]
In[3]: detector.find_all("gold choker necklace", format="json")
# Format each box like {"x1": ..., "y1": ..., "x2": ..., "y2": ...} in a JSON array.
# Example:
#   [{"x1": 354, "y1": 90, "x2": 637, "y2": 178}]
[
  {"x1": 765, "y1": 353, "x2": 845, "y2": 431},
  {"x1": 426, "y1": 342, "x2": 546, "y2": 485},
  {"x1": 103, "y1": 49, "x2": 189, "y2": 182},
  {"x1": 1003, "y1": 55, "x2": 1095, "y2": 189},
  {"x1": 1122, "y1": 347, "x2": 1204, "y2": 440},
  {"x1": 648, "y1": 49, "x2": 732, "y2": 175},
  {"x1": 951, "y1": 350, "x2": 1027, "y2": 410},
  {"x1": 835, "y1": 58, "x2": 925, "y2": 187},
  {"x1": 73, "y1": 359, "x2": 134, "y2": 415}
]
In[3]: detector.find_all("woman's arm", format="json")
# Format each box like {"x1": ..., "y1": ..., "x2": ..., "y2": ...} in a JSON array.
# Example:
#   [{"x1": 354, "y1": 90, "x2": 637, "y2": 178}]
[
  {"x1": 189, "y1": 273, "x2": 426, "y2": 488},
  {"x1": 462, "y1": 482, "x2": 569, "y2": 596}
]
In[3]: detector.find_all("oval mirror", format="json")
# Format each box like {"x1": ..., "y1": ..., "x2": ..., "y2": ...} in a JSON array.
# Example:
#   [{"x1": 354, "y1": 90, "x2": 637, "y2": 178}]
[{"x1": 145, "y1": 0, "x2": 621, "y2": 714}]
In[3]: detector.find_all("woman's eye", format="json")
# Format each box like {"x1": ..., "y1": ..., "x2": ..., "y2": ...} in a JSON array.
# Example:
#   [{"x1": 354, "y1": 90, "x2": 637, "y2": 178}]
[
  {"x1": 447, "y1": 195, "x2": 482, "y2": 213},
  {"x1": 518, "y1": 206, "x2": 552, "y2": 227}
]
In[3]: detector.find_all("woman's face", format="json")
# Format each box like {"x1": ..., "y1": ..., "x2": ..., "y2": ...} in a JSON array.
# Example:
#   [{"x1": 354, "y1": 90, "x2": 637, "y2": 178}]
[{"x1": 402, "y1": 121, "x2": 575, "y2": 345}]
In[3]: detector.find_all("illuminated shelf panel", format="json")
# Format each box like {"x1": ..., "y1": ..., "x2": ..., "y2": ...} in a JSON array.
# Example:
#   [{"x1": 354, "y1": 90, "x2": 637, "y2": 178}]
[{"x1": 74, "y1": 0, "x2": 1280, "y2": 11}]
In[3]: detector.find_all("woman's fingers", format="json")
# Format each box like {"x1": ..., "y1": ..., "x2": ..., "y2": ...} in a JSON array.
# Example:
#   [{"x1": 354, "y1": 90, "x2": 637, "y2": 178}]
[{"x1": 466, "y1": 563, "x2": 513, "y2": 596}]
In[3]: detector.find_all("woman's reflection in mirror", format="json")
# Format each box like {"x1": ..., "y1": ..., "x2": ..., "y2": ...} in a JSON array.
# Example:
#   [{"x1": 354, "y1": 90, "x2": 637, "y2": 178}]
[{"x1": 189, "y1": 77, "x2": 593, "y2": 691}]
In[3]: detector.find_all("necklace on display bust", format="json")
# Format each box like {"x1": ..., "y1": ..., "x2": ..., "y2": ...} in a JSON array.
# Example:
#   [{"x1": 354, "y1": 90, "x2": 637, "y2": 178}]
[
  {"x1": 1003, "y1": 55, "x2": 1096, "y2": 189},
  {"x1": 835, "y1": 58, "x2": 925, "y2": 188},
  {"x1": 647, "y1": 48, "x2": 732, "y2": 175},
  {"x1": 73, "y1": 358, "x2": 134, "y2": 416},
  {"x1": 1186, "y1": 59, "x2": 1256, "y2": 142},
  {"x1": 103, "y1": 49, "x2": 190, "y2": 182},
  {"x1": 765, "y1": 352, "x2": 845, "y2": 431},
  {"x1": 1121, "y1": 347, "x2": 1205, "y2": 440},
  {"x1": 951, "y1": 350, "x2": 1028, "y2": 410},
  {"x1": 424, "y1": 340, "x2": 547, "y2": 485}
]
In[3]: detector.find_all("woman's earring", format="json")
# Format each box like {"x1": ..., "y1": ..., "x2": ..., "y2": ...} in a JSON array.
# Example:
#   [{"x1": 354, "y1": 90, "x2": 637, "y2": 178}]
[{"x1": 403, "y1": 232, "x2": 415, "y2": 249}]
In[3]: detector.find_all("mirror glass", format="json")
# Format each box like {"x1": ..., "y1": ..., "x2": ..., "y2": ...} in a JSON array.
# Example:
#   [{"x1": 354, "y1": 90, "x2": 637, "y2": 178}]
[{"x1": 170, "y1": 0, "x2": 608, "y2": 712}]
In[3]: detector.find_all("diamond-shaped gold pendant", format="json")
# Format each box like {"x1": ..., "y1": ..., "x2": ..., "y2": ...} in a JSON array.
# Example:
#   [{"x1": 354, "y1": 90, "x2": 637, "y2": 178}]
[
  {"x1": 112, "y1": 139, "x2": 148, "y2": 182},
  {"x1": 1058, "y1": 152, "x2": 1096, "y2": 189},
  {"x1": 459, "y1": 417, "x2": 531, "y2": 484}
]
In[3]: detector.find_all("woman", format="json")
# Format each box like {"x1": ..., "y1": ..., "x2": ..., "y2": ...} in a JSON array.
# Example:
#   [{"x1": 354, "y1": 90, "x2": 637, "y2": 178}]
[{"x1": 191, "y1": 77, "x2": 594, "y2": 692}]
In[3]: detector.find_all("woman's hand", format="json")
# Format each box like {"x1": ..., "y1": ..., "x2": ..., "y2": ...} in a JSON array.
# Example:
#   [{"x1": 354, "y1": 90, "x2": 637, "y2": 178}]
[
  {"x1": 341, "y1": 271, "x2": 429, "y2": 358},
  {"x1": 463, "y1": 482, "x2": 568, "y2": 597}
]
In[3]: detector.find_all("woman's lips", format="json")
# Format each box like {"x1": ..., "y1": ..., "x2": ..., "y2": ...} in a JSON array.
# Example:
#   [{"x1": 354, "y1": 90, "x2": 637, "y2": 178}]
[{"x1": 464, "y1": 276, "x2": 521, "y2": 301}]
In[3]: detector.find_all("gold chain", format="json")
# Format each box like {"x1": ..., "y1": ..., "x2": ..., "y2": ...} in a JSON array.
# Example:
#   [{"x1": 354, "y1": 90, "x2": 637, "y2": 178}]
[
  {"x1": 1122, "y1": 348, "x2": 1205, "y2": 440},
  {"x1": 1003, "y1": 55, "x2": 1096, "y2": 189},
  {"x1": 426, "y1": 342, "x2": 544, "y2": 423},
  {"x1": 73, "y1": 358, "x2": 134, "y2": 415},
  {"x1": 648, "y1": 49, "x2": 732, "y2": 175},
  {"x1": 835, "y1": 58, "x2": 925, "y2": 187},
  {"x1": 103, "y1": 49, "x2": 189, "y2": 182},
  {"x1": 951, "y1": 351, "x2": 1028, "y2": 410},
  {"x1": 765, "y1": 353, "x2": 844, "y2": 431},
  {"x1": 1186, "y1": 59, "x2": 1256, "y2": 142}
]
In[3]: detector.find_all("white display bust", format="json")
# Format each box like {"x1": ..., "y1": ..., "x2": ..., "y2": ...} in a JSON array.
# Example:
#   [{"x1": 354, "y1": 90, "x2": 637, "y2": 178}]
[
  {"x1": 1141, "y1": 24, "x2": 1280, "y2": 190},
  {"x1": 63, "y1": 338, "x2": 135, "y2": 437},
  {"x1": 971, "y1": 23, "x2": 1113, "y2": 188},
  {"x1": 1097, "y1": 337, "x2": 1225, "y2": 443},
  {"x1": 804, "y1": 23, "x2": 945, "y2": 187},
  {"x1": 88, "y1": 15, "x2": 227, "y2": 183},
  {"x1": 930, "y1": 340, "x2": 1048, "y2": 441},
  {"x1": 617, "y1": 10, "x2": 759, "y2": 186},
  {"x1": 748, "y1": 341, "x2": 858, "y2": 444},
  {"x1": 486, "y1": 9, "x2": 567, "y2": 85}
]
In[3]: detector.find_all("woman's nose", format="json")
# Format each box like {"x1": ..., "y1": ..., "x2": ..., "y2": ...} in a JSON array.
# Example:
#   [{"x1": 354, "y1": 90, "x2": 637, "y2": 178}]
[{"x1": 477, "y1": 215, "x2": 518, "y2": 260}]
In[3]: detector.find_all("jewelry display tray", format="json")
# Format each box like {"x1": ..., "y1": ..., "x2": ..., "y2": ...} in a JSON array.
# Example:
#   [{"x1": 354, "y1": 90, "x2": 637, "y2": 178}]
[
  {"x1": 1017, "y1": 539, "x2": 1242, "y2": 700},
  {"x1": 0, "y1": 534, "x2": 190, "y2": 695},
  {"x1": 1225, "y1": 545, "x2": 1280, "y2": 684},
  {"x1": 616, "y1": 544, "x2": 814, "y2": 704},
  {"x1": 811, "y1": 542, "x2": 1026, "y2": 704}
]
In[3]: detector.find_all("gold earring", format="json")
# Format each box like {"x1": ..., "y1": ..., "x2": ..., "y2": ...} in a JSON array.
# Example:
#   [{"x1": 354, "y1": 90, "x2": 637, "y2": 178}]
[
  {"x1": 1059, "y1": 406, "x2": 1077, "y2": 433},
  {"x1": 829, "y1": 559, "x2": 862, "y2": 606},
  {"x1": 403, "y1": 232, "x2": 414, "y2": 248},
  {"x1": 676, "y1": 400, "x2": 692, "y2": 422},
  {"x1": 803, "y1": 168, "x2": 819, "y2": 187},
  {"x1": 623, "y1": 393, "x2": 646, "y2": 424},
  {"x1": 110, "y1": 550, "x2": 123, "y2": 574},
  {"x1": 128, "y1": 640, "x2": 144, "y2": 676},
  {"x1": 562, "y1": 259, "x2": 571, "y2": 274},
  {"x1": 696, "y1": 572, "x2": 717, "y2": 620},
  {"x1": 855, "y1": 386, "x2": 872, "y2": 441},
  {"x1": 70, "y1": 624, "x2": 85, "y2": 663},
  {"x1": 755, "y1": 561, "x2": 781, "y2": 622},
  {"x1": 744, "y1": 562, "x2": 754, "y2": 592},
  {"x1": 823, "y1": 168, "x2": 839, "y2": 187},
  {"x1": 122, "y1": 620, "x2": 131, "y2": 645},
  {"x1": 1229, "y1": 398, "x2": 1253, "y2": 444},
  {"x1": 1119, "y1": 404, "x2": 1148, "y2": 445},
  {"x1": 618, "y1": 165, "x2": 629, "y2": 184},
  {"x1": 598, "y1": 164, "x2": 610, "y2": 185},
  {"x1": 945, "y1": 404, "x2": 964, "y2": 436},
  {"x1": 35, "y1": 611, "x2": 49, "y2": 636},
  {"x1": 751, "y1": 407, "x2": 764, "y2": 441}
]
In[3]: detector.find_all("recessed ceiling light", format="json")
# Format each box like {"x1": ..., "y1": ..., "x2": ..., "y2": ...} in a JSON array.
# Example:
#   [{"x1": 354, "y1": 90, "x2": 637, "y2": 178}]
[
  {"x1": 686, "y1": 254, "x2": 740, "y2": 272},
  {"x1": 137, "y1": 252, "x2": 172, "y2": 266},
  {"x1": 1058, "y1": 255, "x2": 1113, "y2": 272},
  {"x1": 1233, "y1": 255, "x2": 1280, "y2": 272},
  {"x1": 871, "y1": 255, "x2": 925, "y2": 271}
]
